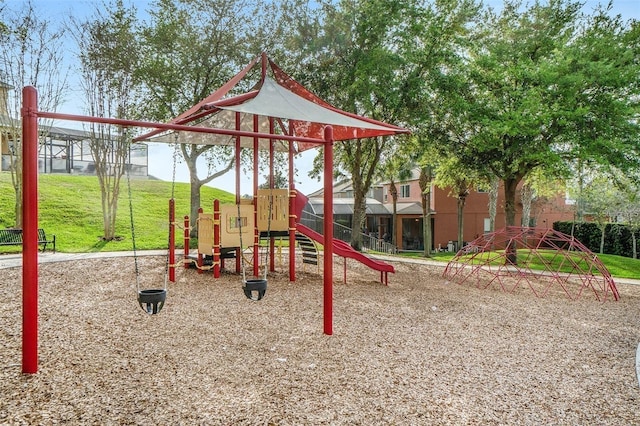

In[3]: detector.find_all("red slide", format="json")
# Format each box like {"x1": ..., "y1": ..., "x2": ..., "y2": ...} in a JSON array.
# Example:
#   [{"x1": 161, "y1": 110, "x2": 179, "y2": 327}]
[
  {"x1": 293, "y1": 190, "x2": 395, "y2": 283},
  {"x1": 296, "y1": 223, "x2": 395, "y2": 276}
]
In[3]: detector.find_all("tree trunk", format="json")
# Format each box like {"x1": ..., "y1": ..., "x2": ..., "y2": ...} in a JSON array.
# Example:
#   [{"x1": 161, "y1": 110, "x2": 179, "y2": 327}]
[
  {"x1": 504, "y1": 177, "x2": 521, "y2": 264},
  {"x1": 503, "y1": 177, "x2": 520, "y2": 227},
  {"x1": 488, "y1": 176, "x2": 499, "y2": 233},
  {"x1": 390, "y1": 180, "x2": 398, "y2": 246},
  {"x1": 457, "y1": 194, "x2": 466, "y2": 249},
  {"x1": 632, "y1": 231, "x2": 637, "y2": 259},
  {"x1": 351, "y1": 195, "x2": 367, "y2": 251},
  {"x1": 599, "y1": 224, "x2": 606, "y2": 254},
  {"x1": 6, "y1": 141, "x2": 24, "y2": 228},
  {"x1": 13, "y1": 173, "x2": 23, "y2": 229},
  {"x1": 182, "y1": 144, "x2": 234, "y2": 238},
  {"x1": 188, "y1": 169, "x2": 202, "y2": 239},
  {"x1": 521, "y1": 183, "x2": 533, "y2": 227},
  {"x1": 419, "y1": 167, "x2": 432, "y2": 257}
]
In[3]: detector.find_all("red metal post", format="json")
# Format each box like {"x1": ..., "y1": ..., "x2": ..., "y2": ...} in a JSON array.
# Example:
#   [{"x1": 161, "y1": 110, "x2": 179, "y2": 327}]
[
  {"x1": 289, "y1": 185, "x2": 296, "y2": 282},
  {"x1": 234, "y1": 112, "x2": 242, "y2": 275},
  {"x1": 169, "y1": 198, "x2": 176, "y2": 282},
  {"x1": 253, "y1": 114, "x2": 259, "y2": 277},
  {"x1": 197, "y1": 207, "x2": 204, "y2": 274},
  {"x1": 323, "y1": 126, "x2": 334, "y2": 335},
  {"x1": 269, "y1": 117, "x2": 275, "y2": 272},
  {"x1": 22, "y1": 86, "x2": 38, "y2": 374},
  {"x1": 213, "y1": 199, "x2": 221, "y2": 278},
  {"x1": 235, "y1": 112, "x2": 241, "y2": 205},
  {"x1": 184, "y1": 215, "x2": 190, "y2": 269},
  {"x1": 288, "y1": 122, "x2": 296, "y2": 282}
]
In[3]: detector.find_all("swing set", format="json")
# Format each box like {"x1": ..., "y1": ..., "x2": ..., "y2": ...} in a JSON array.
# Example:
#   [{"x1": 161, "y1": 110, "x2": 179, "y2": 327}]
[{"x1": 19, "y1": 53, "x2": 408, "y2": 373}]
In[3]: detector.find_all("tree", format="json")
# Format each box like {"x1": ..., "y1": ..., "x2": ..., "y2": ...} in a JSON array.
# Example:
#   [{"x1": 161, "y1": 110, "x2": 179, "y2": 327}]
[
  {"x1": 459, "y1": 0, "x2": 640, "y2": 229},
  {"x1": 302, "y1": 0, "x2": 412, "y2": 251},
  {"x1": 487, "y1": 176, "x2": 499, "y2": 233},
  {"x1": 399, "y1": 0, "x2": 480, "y2": 256},
  {"x1": 135, "y1": 0, "x2": 257, "y2": 235},
  {"x1": 418, "y1": 163, "x2": 434, "y2": 256},
  {"x1": 136, "y1": 0, "x2": 301, "y2": 236},
  {"x1": 435, "y1": 156, "x2": 484, "y2": 250},
  {"x1": 581, "y1": 174, "x2": 624, "y2": 254},
  {"x1": 0, "y1": 0, "x2": 67, "y2": 228},
  {"x1": 304, "y1": 0, "x2": 477, "y2": 251},
  {"x1": 378, "y1": 140, "x2": 413, "y2": 246},
  {"x1": 70, "y1": 0, "x2": 139, "y2": 241},
  {"x1": 617, "y1": 177, "x2": 640, "y2": 259},
  {"x1": 519, "y1": 169, "x2": 566, "y2": 228}
]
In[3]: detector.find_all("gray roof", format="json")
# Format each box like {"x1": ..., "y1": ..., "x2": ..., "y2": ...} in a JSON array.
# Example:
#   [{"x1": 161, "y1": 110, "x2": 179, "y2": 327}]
[
  {"x1": 45, "y1": 126, "x2": 91, "y2": 141},
  {"x1": 307, "y1": 198, "x2": 391, "y2": 215},
  {"x1": 395, "y1": 202, "x2": 424, "y2": 215}
]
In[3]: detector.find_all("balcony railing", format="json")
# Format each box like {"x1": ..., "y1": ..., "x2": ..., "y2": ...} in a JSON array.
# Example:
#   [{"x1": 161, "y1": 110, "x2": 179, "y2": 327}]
[{"x1": 300, "y1": 210, "x2": 398, "y2": 254}]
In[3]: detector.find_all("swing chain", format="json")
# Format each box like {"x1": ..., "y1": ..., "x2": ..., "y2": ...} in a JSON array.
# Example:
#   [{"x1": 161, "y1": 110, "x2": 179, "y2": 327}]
[
  {"x1": 171, "y1": 134, "x2": 179, "y2": 200},
  {"x1": 237, "y1": 201, "x2": 247, "y2": 284},
  {"x1": 164, "y1": 134, "x2": 180, "y2": 286},
  {"x1": 264, "y1": 186, "x2": 274, "y2": 280},
  {"x1": 126, "y1": 133, "x2": 140, "y2": 293}
]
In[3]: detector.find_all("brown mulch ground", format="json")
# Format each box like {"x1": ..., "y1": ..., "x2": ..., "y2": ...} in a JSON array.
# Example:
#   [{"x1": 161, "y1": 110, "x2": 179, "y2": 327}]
[{"x1": 1, "y1": 255, "x2": 639, "y2": 425}]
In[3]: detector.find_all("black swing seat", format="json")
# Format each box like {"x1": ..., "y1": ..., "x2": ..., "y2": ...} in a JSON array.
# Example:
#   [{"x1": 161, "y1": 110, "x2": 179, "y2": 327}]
[
  {"x1": 243, "y1": 278, "x2": 267, "y2": 301},
  {"x1": 138, "y1": 289, "x2": 167, "y2": 315}
]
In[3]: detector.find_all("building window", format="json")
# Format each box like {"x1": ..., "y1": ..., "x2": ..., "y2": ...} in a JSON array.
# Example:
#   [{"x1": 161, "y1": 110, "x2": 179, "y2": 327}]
[
  {"x1": 400, "y1": 184, "x2": 410, "y2": 198},
  {"x1": 384, "y1": 187, "x2": 388, "y2": 202}
]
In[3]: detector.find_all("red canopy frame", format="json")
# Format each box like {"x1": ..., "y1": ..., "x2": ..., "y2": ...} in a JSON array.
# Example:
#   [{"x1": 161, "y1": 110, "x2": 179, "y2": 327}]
[{"x1": 21, "y1": 54, "x2": 408, "y2": 374}]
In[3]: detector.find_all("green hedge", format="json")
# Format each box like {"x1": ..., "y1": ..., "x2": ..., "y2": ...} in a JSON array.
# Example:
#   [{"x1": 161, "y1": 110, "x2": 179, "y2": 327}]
[{"x1": 553, "y1": 221, "x2": 637, "y2": 257}]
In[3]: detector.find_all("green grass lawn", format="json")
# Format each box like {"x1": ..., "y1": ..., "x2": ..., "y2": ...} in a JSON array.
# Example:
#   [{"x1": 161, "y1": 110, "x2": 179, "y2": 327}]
[
  {"x1": 0, "y1": 172, "x2": 233, "y2": 252},
  {"x1": 393, "y1": 249, "x2": 640, "y2": 280},
  {"x1": 2, "y1": 172, "x2": 639, "y2": 279}
]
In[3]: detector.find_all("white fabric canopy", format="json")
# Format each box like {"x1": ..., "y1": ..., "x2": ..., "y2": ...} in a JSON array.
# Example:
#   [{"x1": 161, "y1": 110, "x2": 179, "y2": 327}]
[
  {"x1": 135, "y1": 55, "x2": 408, "y2": 150},
  {"x1": 210, "y1": 77, "x2": 393, "y2": 132},
  {"x1": 141, "y1": 109, "x2": 292, "y2": 152}
]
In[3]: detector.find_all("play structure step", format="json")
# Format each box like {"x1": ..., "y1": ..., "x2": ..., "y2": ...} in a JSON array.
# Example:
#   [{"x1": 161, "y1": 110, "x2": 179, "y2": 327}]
[{"x1": 295, "y1": 232, "x2": 319, "y2": 266}]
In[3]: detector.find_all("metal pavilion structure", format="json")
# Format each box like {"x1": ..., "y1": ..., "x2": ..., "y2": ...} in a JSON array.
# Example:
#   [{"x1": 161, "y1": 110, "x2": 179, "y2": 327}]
[{"x1": 20, "y1": 53, "x2": 409, "y2": 373}]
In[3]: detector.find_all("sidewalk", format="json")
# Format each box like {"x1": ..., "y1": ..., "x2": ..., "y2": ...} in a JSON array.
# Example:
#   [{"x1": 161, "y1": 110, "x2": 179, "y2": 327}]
[{"x1": 0, "y1": 250, "x2": 167, "y2": 270}]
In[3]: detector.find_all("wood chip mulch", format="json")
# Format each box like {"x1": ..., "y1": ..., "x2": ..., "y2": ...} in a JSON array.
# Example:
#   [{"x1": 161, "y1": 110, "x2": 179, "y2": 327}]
[{"x1": 1, "y1": 255, "x2": 639, "y2": 425}]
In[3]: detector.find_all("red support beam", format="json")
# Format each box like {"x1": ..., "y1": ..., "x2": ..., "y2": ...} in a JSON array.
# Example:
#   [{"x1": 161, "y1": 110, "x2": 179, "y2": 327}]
[
  {"x1": 184, "y1": 215, "x2": 190, "y2": 269},
  {"x1": 235, "y1": 112, "x2": 241, "y2": 205},
  {"x1": 22, "y1": 86, "x2": 38, "y2": 374},
  {"x1": 37, "y1": 110, "x2": 323, "y2": 145},
  {"x1": 253, "y1": 115, "x2": 259, "y2": 277},
  {"x1": 288, "y1": 122, "x2": 296, "y2": 282},
  {"x1": 269, "y1": 117, "x2": 275, "y2": 272},
  {"x1": 323, "y1": 126, "x2": 334, "y2": 335},
  {"x1": 213, "y1": 199, "x2": 221, "y2": 278},
  {"x1": 197, "y1": 207, "x2": 204, "y2": 274}
]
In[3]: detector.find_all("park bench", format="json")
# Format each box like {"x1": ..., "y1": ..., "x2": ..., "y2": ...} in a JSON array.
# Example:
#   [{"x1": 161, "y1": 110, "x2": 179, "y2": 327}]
[{"x1": 0, "y1": 228, "x2": 56, "y2": 252}]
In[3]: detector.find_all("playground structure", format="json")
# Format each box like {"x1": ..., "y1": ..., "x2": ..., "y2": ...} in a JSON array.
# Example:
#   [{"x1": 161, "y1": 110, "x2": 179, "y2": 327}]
[
  {"x1": 169, "y1": 189, "x2": 395, "y2": 286},
  {"x1": 443, "y1": 226, "x2": 619, "y2": 302},
  {"x1": 19, "y1": 53, "x2": 408, "y2": 373}
]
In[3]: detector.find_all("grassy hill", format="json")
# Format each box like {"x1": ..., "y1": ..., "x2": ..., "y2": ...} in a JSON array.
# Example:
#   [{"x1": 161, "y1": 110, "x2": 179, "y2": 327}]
[
  {"x1": 0, "y1": 172, "x2": 234, "y2": 252},
  {"x1": 2, "y1": 172, "x2": 640, "y2": 280}
]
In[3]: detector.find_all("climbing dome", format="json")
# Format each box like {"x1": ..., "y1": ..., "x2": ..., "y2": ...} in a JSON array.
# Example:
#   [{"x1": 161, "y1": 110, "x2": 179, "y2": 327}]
[{"x1": 443, "y1": 227, "x2": 619, "y2": 302}]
